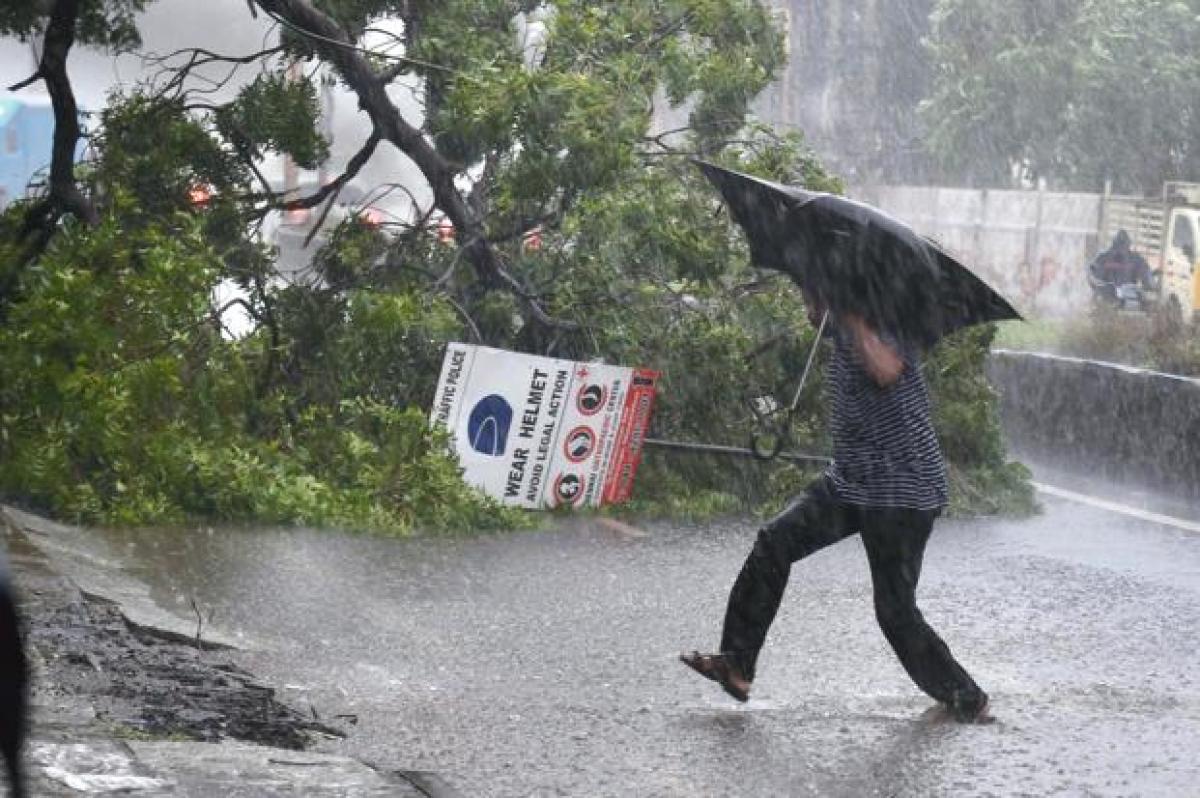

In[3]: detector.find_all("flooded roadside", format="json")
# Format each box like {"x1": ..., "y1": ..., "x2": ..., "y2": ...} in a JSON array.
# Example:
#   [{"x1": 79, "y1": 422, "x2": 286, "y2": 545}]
[
  {"x1": 7, "y1": 519, "x2": 343, "y2": 750},
  {"x1": 2, "y1": 509, "x2": 434, "y2": 797},
  {"x1": 7, "y1": 469, "x2": 1200, "y2": 796}
]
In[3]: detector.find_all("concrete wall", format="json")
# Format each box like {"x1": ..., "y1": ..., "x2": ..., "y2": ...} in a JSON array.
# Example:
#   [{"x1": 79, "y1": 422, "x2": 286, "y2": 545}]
[
  {"x1": 988, "y1": 349, "x2": 1200, "y2": 497},
  {"x1": 854, "y1": 186, "x2": 1105, "y2": 319}
]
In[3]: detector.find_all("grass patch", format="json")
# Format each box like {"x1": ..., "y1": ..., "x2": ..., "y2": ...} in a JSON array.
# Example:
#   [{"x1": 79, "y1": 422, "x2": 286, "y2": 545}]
[
  {"x1": 994, "y1": 309, "x2": 1200, "y2": 377},
  {"x1": 992, "y1": 318, "x2": 1069, "y2": 353}
]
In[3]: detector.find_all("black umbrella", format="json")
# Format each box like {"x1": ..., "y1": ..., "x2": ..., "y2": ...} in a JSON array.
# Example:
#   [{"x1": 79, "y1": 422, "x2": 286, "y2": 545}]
[{"x1": 694, "y1": 160, "x2": 1021, "y2": 348}]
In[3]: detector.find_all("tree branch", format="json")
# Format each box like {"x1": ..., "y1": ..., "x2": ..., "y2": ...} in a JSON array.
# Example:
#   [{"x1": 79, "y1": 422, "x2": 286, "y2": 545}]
[
  {"x1": 281, "y1": 129, "x2": 381, "y2": 211},
  {"x1": 147, "y1": 45, "x2": 284, "y2": 100},
  {"x1": 7, "y1": 71, "x2": 42, "y2": 92},
  {"x1": 440, "y1": 292, "x2": 483, "y2": 343},
  {"x1": 252, "y1": 0, "x2": 579, "y2": 333},
  {"x1": 252, "y1": 2, "x2": 461, "y2": 226},
  {"x1": 210, "y1": 297, "x2": 261, "y2": 339},
  {"x1": 301, "y1": 190, "x2": 340, "y2": 248},
  {"x1": 241, "y1": 128, "x2": 381, "y2": 226},
  {"x1": 362, "y1": 181, "x2": 427, "y2": 221},
  {"x1": 22, "y1": 0, "x2": 98, "y2": 237},
  {"x1": 376, "y1": 60, "x2": 410, "y2": 85}
]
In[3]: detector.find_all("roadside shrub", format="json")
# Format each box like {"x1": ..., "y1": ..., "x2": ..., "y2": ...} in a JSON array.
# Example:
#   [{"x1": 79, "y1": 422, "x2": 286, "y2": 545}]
[
  {"x1": 0, "y1": 209, "x2": 523, "y2": 534},
  {"x1": 1002, "y1": 308, "x2": 1200, "y2": 378},
  {"x1": 927, "y1": 325, "x2": 1037, "y2": 517},
  {"x1": 0, "y1": 97, "x2": 1035, "y2": 530}
]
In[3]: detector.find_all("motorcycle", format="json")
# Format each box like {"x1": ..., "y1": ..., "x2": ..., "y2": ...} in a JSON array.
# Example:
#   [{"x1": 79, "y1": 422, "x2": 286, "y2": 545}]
[{"x1": 1086, "y1": 256, "x2": 1159, "y2": 313}]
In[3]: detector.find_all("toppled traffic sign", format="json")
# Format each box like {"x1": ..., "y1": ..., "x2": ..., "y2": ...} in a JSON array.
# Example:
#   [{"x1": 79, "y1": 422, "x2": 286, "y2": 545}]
[{"x1": 430, "y1": 343, "x2": 659, "y2": 509}]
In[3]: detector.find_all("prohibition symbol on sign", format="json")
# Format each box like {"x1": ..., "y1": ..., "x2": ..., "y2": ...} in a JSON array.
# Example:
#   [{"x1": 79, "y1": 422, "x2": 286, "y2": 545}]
[
  {"x1": 564, "y1": 426, "x2": 596, "y2": 462},
  {"x1": 576, "y1": 383, "x2": 606, "y2": 416},
  {"x1": 553, "y1": 473, "x2": 585, "y2": 506}
]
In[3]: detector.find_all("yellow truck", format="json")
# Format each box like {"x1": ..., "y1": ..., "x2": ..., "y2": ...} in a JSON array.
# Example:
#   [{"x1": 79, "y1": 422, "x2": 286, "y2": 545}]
[{"x1": 1099, "y1": 181, "x2": 1200, "y2": 323}]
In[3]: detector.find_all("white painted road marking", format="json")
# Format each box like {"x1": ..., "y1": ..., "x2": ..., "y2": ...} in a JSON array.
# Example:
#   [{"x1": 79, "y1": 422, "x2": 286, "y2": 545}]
[{"x1": 1033, "y1": 482, "x2": 1200, "y2": 534}]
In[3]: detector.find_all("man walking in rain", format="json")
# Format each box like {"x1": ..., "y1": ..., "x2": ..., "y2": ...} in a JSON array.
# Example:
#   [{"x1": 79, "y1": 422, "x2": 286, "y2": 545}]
[{"x1": 681, "y1": 294, "x2": 990, "y2": 723}]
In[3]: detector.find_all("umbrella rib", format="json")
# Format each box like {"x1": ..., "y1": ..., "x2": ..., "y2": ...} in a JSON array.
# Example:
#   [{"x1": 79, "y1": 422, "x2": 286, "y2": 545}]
[{"x1": 789, "y1": 310, "x2": 829, "y2": 413}]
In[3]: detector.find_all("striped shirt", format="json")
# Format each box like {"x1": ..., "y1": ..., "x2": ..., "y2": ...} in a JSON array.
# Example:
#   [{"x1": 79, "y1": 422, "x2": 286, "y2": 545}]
[{"x1": 824, "y1": 326, "x2": 949, "y2": 510}]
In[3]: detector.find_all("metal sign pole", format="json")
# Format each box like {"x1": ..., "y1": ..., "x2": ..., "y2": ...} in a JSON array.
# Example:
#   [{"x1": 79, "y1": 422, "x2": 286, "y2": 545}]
[
  {"x1": 644, "y1": 311, "x2": 832, "y2": 465},
  {"x1": 642, "y1": 437, "x2": 830, "y2": 465}
]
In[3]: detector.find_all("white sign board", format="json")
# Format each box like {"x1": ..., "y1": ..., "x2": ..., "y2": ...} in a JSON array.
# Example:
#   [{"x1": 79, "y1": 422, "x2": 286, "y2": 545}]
[{"x1": 430, "y1": 343, "x2": 659, "y2": 509}]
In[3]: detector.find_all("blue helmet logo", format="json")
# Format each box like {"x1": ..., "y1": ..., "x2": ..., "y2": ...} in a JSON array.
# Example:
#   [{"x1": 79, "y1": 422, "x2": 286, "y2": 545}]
[{"x1": 467, "y1": 394, "x2": 512, "y2": 456}]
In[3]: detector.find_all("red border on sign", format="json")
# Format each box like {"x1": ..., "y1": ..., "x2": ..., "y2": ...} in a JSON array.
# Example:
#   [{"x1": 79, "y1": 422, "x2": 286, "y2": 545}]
[{"x1": 601, "y1": 369, "x2": 660, "y2": 504}]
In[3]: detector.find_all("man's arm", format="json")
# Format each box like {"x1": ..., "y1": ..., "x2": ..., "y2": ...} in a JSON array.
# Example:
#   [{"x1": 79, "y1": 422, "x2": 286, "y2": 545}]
[{"x1": 842, "y1": 313, "x2": 904, "y2": 387}]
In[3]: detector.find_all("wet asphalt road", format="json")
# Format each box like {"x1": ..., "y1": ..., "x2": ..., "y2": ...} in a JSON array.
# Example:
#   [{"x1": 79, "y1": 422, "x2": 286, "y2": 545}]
[{"x1": 49, "y1": 489, "x2": 1200, "y2": 797}]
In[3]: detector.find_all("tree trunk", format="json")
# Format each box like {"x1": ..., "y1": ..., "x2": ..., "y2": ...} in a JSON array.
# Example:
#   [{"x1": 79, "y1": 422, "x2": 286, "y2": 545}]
[{"x1": 24, "y1": 0, "x2": 99, "y2": 232}]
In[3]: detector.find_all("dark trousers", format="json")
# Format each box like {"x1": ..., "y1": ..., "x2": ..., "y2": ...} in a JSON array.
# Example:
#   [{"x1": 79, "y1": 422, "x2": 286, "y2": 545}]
[{"x1": 720, "y1": 477, "x2": 986, "y2": 714}]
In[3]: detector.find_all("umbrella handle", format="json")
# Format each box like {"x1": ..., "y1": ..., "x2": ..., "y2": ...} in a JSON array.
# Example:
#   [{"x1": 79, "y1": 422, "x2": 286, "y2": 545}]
[
  {"x1": 749, "y1": 311, "x2": 828, "y2": 462},
  {"x1": 749, "y1": 421, "x2": 789, "y2": 462}
]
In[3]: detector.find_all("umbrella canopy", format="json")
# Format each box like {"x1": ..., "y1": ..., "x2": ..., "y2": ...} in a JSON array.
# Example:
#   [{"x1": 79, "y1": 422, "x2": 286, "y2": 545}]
[{"x1": 694, "y1": 160, "x2": 1021, "y2": 348}]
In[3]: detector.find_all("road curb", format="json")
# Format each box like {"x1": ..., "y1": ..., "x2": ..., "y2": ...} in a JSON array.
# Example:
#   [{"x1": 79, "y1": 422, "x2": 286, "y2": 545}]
[
  {"x1": 1, "y1": 505, "x2": 243, "y2": 651},
  {"x1": 1, "y1": 506, "x2": 438, "y2": 796}
]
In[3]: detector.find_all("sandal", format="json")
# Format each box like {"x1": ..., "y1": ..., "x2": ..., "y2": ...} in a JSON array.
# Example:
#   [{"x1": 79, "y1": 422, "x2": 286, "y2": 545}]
[{"x1": 679, "y1": 651, "x2": 751, "y2": 702}]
